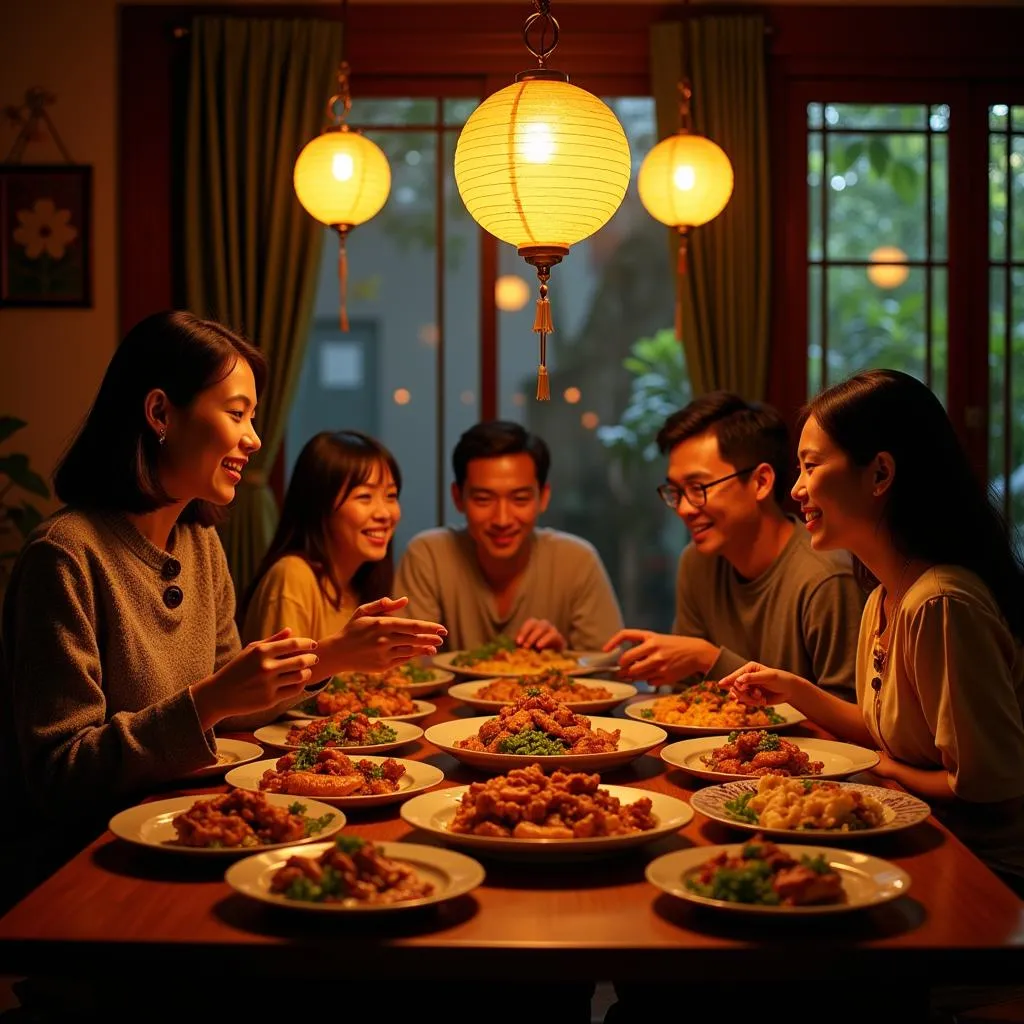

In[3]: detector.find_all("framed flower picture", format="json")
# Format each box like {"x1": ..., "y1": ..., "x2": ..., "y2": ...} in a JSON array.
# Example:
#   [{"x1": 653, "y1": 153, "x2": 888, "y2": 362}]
[{"x1": 0, "y1": 165, "x2": 91, "y2": 307}]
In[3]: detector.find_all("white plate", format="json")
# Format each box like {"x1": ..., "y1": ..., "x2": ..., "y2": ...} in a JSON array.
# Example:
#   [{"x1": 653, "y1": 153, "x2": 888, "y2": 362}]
[
  {"x1": 432, "y1": 649, "x2": 607, "y2": 679},
  {"x1": 660, "y1": 736, "x2": 880, "y2": 783},
  {"x1": 624, "y1": 698, "x2": 806, "y2": 736},
  {"x1": 225, "y1": 840, "x2": 485, "y2": 912},
  {"x1": 400, "y1": 784, "x2": 693, "y2": 857},
  {"x1": 690, "y1": 779, "x2": 931, "y2": 839},
  {"x1": 225, "y1": 756, "x2": 445, "y2": 809},
  {"x1": 646, "y1": 842, "x2": 910, "y2": 914},
  {"x1": 423, "y1": 717, "x2": 667, "y2": 773},
  {"x1": 253, "y1": 719, "x2": 424, "y2": 753},
  {"x1": 108, "y1": 793, "x2": 345, "y2": 855},
  {"x1": 184, "y1": 738, "x2": 264, "y2": 779},
  {"x1": 447, "y1": 679, "x2": 637, "y2": 715},
  {"x1": 285, "y1": 700, "x2": 436, "y2": 723},
  {"x1": 307, "y1": 668, "x2": 455, "y2": 699}
]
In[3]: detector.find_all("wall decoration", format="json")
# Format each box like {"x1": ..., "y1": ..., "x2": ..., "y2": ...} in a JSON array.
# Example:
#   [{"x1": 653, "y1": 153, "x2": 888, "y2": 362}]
[{"x1": 0, "y1": 164, "x2": 91, "y2": 308}]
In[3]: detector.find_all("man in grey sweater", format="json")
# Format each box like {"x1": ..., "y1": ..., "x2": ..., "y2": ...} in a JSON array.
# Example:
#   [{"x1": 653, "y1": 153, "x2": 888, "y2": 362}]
[
  {"x1": 605, "y1": 392, "x2": 864, "y2": 695},
  {"x1": 395, "y1": 420, "x2": 623, "y2": 652}
]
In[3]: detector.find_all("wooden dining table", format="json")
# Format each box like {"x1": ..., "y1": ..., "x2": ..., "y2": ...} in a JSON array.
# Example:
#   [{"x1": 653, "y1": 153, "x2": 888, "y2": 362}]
[{"x1": 0, "y1": 686, "x2": 1022, "y2": 1000}]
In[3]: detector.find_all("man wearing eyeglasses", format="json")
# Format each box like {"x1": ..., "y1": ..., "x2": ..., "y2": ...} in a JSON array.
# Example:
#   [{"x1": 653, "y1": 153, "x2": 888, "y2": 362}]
[{"x1": 603, "y1": 391, "x2": 864, "y2": 694}]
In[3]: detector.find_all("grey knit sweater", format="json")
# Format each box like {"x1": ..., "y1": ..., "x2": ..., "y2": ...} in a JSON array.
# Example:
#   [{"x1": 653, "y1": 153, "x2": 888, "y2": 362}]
[{"x1": 1, "y1": 508, "x2": 239, "y2": 820}]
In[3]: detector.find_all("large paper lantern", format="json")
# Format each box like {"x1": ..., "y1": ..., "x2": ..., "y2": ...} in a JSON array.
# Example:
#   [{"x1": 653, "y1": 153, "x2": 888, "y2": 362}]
[
  {"x1": 638, "y1": 81, "x2": 733, "y2": 340},
  {"x1": 454, "y1": 6, "x2": 631, "y2": 399},
  {"x1": 294, "y1": 58, "x2": 391, "y2": 331}
]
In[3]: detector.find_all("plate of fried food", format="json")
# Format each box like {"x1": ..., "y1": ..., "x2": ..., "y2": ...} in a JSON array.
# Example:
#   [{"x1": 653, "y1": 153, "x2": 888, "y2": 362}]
[
  {"x1": 660, "y1": 730, "x2": 880, "y2": 783},
  {"x1": 225, "y1": 835, "x2": 485, "y2": 912},
  {"x1": 624, "y1": 680, "x2": 805, "y2": 736},
  {"x1": 183, "y1": 738, "x2": 265, "y2": 780},
  {"x1": 305, "y1": 663, "x2": 454, "y2": 700},
  {"x1": 432, "y1": 636, "x2": 605, "y2": 679},
  {"x1": 286, "y1": 676, "x2": 435, "y2": 722},
  {"x1": 400, "y1": 762, "x2": 693, "y2": 858},
  {"x1": 646, "y1": 834, "x2": 910, "y2": 914},
  {"x1": 424, "y1": 692, "x2": 667, "y2": 772},
  {"x1": 226, "y1": 750, "x2": 445, "y2": 809},
  {"x1": 108, "y1": 790, "x2": 344, "y2": 855},
  {"x1": 254, "y1": 713, "x2": 423, "y2": 753},
  {"x1": 447, "y1": 670, "x2": 637, "y2": 715},
  {"x1": 690, "y1": 775, "x2": 930, "y2": 840}
]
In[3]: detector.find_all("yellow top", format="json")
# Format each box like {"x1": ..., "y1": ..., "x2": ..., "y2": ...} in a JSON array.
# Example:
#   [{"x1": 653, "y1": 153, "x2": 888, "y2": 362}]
[
  {"x1": 241, "y1": 554, "x2": 355, "y2": 646},
  {"x1": 857, "y1": 564, "x2": 1024, "y2": 880}
]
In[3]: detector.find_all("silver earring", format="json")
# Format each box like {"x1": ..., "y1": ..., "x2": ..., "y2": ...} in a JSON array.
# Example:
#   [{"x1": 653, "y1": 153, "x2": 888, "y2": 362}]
[{"x1": 158, "y1": 429, "x2": 166, "y2": 446}]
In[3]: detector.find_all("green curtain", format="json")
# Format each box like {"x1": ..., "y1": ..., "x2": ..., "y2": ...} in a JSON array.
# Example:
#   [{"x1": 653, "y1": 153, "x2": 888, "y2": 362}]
[
  {"x1": 651, "y1": 16, "x2": 771, "y2": 400},
  {"x1": 185, "y1": 17, "x2": 341, "y2": 593}
]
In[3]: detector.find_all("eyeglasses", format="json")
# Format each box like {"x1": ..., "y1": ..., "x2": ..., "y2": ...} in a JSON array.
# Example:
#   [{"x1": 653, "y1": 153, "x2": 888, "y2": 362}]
[{"x1": 656, "y1": 467, "x2": 758, "y2": 510}]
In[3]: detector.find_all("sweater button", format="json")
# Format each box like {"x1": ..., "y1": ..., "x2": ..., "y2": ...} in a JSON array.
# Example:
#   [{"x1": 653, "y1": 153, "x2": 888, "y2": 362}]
[
  {"x1": 163, "y1": 585, "x2": 183, "y2": 609},
  {"x1": 161, "y1": 558, "x2": 181, "y2": 580}
]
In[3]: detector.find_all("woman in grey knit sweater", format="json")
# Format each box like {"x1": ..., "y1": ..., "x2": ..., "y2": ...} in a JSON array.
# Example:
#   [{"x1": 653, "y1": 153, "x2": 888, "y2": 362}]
[{"x1": 0, "y1": 311, "x2": 445, "y2": 839}]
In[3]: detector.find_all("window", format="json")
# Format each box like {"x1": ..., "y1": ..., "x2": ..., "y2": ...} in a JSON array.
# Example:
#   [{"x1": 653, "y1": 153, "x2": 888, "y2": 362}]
[{"x1": 290, "y1": 94, "x2": 688, "y2": 629}]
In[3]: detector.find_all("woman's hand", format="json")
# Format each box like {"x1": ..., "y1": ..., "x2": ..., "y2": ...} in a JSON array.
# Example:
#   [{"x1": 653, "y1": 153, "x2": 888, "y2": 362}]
[
  {"x1": 190, "y1": 628, "x2": 319, "y2": 729},
  {"x1": 719, "y1": 661, "x2": 812, "y2": 707},
  {"x1": 516, "y1": 618, "x2": 566, "y2": 652},
  {"x1": 319, "y1": 596, "x2": 447, "y2": 675}
]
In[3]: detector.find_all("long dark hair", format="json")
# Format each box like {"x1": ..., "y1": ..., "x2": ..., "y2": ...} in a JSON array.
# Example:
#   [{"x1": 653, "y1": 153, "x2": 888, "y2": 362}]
[
  {"x1": 805, "y1": 368, "x2": 1024, "y2": 639},
  {"x1": 239, "y1": 431, "x2": 401, "y2": 622},
  {"x1": 53, "y1": 310, "x2": 267, "y2": 526}
]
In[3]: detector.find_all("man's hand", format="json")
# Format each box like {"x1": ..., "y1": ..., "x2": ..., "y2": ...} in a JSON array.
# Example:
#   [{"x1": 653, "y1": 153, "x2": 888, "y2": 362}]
[
  {"x1": 603, "y1": 629, "x2": 719, "y2": 687},
  {"x1": 516, "y1": 618, "x2": 567, "y2": 652}
]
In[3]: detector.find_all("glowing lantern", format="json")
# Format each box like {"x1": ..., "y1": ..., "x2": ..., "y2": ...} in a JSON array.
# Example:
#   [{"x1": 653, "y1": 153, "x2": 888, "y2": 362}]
[
  {"x1": 294, "y1": 53, "x2": 391, "y2": 331},
  {"x1": 867, "y1": 246, "x2": 910, "y2": 289},
  {"x1": 495, "y1": 275, "x2": 531, "y2": 312},
  {"x1": 454, "y1": 3, "x2": 630, "y2": 398},
  {"x1": 637, "y1": 77, "x2": 734, "y2": 340}
]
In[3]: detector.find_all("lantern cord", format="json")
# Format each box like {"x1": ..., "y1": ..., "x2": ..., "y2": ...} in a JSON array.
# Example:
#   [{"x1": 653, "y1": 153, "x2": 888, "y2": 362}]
[
  {"x1": 337, "y1": 227, "x2": 350, "y2": 332},
  {"x1": 675, "y1": 227, "x2": 689, "y2": 343},
  {"x1": 533, "y1": 269, "x2": 553, "y2": 400}
]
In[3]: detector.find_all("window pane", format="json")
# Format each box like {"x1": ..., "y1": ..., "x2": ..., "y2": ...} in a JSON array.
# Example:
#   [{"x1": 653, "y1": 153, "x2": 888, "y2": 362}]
[
  {"x1": 807, "y1": 102, "x2": 823, "y2": 129},
  {"x1": 826, "y1": 103, "x2": 928, "y2": 130},
  {"x1": 929, "y1": 104, "x2": 950, "y2": 132},
  {"x1": 444, "y1": 99, "x2": 478, "y2": 126},
  {"x1": 824, "y1": 265, "x2": 928, "y2": 386},
  {"x1": 501, "y1": 97, "x2": 684, "y2": 631},
  {"x1": 991, "y1": 130, "x2": 1008, "y2": 263},
  {"x1": 932, "y1": 134, "x2": 948, "y2": 260},
  {"x1": 1014, "y1": 135, "x2": 1024, "y2": 262},
  {"x1": 349, "y1": 97, "x2": 437, "y2": 125},
  {"x1": 1013, "y1": 105, "x2": 1024, "y2": 133},
  {"x1": 808, "y1": 131, "x2": 823, "y2": 261},
  {"x1": 991, "y1": 104, "x2": 1010, "y2": 132},
  {"x1": 1014, "y1": 269, "x2": 1024, "y2": 534},
  {"x1": 808, "y1": 265, "x2": 823, "y2": 396},
  {"x1": 931, "y1": 267, "x2": 948, "y2": 406},
  {"x1": 989, "y1": 267, "x2": 1007, "y2": 518},
  {"x1": 443, "y1": 128, "x2": 481, "y2": 522},
  {"x1": 825, "y1": 132, "x2": 927, "y2": 261}
]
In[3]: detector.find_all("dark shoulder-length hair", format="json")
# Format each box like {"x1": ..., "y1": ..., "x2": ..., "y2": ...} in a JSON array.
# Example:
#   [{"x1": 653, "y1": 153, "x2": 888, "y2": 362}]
[
  {"x1": 53, "y1": 310, "x2": 267, "y2": 527},
  {"x1": 239, "y1": 430, "x2": 401, "y2": 622},
  {"x1": 803, "y1": 368, "x2": 1024, "y2": 640}
]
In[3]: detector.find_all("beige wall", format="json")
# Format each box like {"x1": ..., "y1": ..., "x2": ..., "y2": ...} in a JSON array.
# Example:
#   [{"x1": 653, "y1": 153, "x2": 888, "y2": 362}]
[{"x1": 0, "y1": 0, "x2": 999, "y2": 510}]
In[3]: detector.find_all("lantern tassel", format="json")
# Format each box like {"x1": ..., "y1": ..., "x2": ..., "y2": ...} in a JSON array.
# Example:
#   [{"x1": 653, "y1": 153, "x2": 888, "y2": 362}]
[
  {"x1": 675, "y1": 227, "x2": 689, "y2": 343},
  {"x1": 337, "y1": 227, "x2": 350, "y2": 333},
  {"x1": 533, "y1": 273, "x2": 553, "y2": 401}
]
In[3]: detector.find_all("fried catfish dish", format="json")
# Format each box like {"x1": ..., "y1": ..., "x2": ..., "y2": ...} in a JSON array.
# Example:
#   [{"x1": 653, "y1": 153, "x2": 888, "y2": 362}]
[
  {"x1": 685, "y1": 835, "x2": 845, "y2": 906},
  {"x1": 449, "y1": 763, "x2": 656, "y2": 839},
  {"x1": 259, "y1": 748, "x2": 407, "y2": 798},
  {"x1": 285, "y1": 712, "x2": 398, "y2": 749},
  {"x1": 296, "y1": 679, "x2": 417, "y2": 719},
  {"x1": 455, "y1": 693, "x2": 620, "y2": 756},
  {"x1": 270, "y1": 835, "x2": 434, "y2": 905},
  {"x1": 700, "y1": 730, "x2": 824, "y2": 777},
  {"x1": 170, "y1": 790, "x2": 334, "y2": 848}
]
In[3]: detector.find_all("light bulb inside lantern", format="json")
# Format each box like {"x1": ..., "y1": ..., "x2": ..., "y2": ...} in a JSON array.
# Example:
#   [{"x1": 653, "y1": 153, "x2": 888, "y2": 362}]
[
  {"x1": 520, "y1": 122, "x2": 555, "y2": 163},
  {"x1": 673, "y1": 165, "x2": 696, "y2": 191},
  {"x1": 332, "y1": 153, "x2": 355, "y2": 182}
]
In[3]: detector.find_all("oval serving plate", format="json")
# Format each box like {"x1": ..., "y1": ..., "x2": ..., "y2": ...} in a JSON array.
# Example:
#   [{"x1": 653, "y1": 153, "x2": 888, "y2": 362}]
[{"x1": 447, "y1": 679, "x2": 637, "y2": 716}]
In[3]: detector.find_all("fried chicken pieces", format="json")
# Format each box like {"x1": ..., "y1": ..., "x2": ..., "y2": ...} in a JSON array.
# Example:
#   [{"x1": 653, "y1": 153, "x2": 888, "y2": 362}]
[
  {"x1": 449, "y1": 763, "x2": 656, "y2": 839},
  {"x1": 456, "y1": 693, "x2": 620, "y2": 754}
]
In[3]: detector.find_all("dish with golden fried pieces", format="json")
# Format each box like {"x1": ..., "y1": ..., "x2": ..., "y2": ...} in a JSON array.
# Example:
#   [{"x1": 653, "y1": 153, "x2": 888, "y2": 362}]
[
  {"x1": 456, "y1": 693, "x2": 621, "y2": 756},
  {"x1": 259, "y1": 748, "x2": 407, "y2": 798},
  {"x1": 293, "y1": 678, "x2": 419, "y2": 719},
  {"x1": 473, "y1": 670, "x2": 613, "y2": 705},
  {"x1": 285, "y1": 713, "x2": 399, "y2": 750},
  {"x1": 700, "y1": 730, "x2": 824, "y2": 777},
  {"x1": 448, "y1": 763, "x2": 655, "y2": 839}
]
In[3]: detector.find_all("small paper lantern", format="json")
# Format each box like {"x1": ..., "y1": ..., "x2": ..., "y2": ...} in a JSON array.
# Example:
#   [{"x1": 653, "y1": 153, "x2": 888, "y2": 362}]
[
  {"x1": 637, "y1": 81, "x2": 734, "y2": 340},
  {"x1": 294, "y1": 57, "x2": 392, "y2": 332},
  {"x1": 454, "y1": 6, "x2": 631, "y2": 399},
  {"x1": 867, "y1": 245, "x2": 910, "y2": 289}
]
